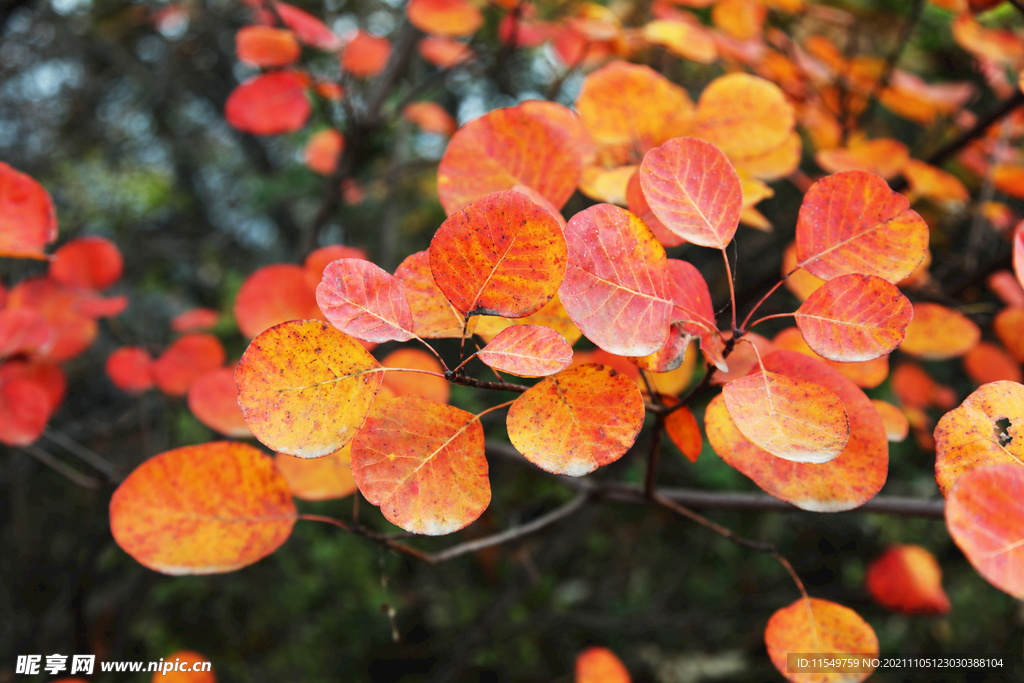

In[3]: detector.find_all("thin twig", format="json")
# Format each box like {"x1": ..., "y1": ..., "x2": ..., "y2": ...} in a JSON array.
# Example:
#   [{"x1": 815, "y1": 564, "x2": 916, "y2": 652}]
[
  {"x1": 42, "y1": 428, "x2": 122, "y2": 482},
  {"x1": 20, "y1": 444, "x2": 101, "y2": 489},
  {"x1": 856, "y1": 0, "x2": 925, "y2": 132}
]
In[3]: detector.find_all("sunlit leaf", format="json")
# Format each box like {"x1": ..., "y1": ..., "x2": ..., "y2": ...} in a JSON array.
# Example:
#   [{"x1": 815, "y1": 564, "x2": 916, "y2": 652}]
[
  {"x1": 188, "y1": 366, "x2": 250, "y2": 438},
  {"x1": 351, "y1": 395, "x2": 489, "y2": 535},
  {"x1": 866, "y1": 545, "x2": 950, "y2": 615},
  {"x1": 406, "y1": 0, "x2": 482, "y2": 37},
  {"x1": 723, "y1": 367, "x2": 849, "y2": 464},
  {"x1": 109, "y1": 442, "x2": 296, "y2": 574},
  {"x1": 49, "y1": 236, "x2": 123, "y2": 290},
  {"x1": 151, "y1": 333, "x2": 225, "y2": 397},
  {"x1": 236, "y1": 26, "x2": 301, "y2": 67},
  {"x1": 225, "y1": 71, "x2": 310, "y2": 136},
  {"x1": 692, "y1": 73, "x2": 793, "y2": 160},
  {"x1": 706, "y1": 350, "x2": 887, "y2": 511},
  {"x1": 870, "y1": 400, "x2": 909, "y2": 442},
  {"x1": 626, "y1": 169, "x2": 683, "y2": 247},
  {"x1": 816, "y1": 137, "x2": 909, "y2": 180},
  {"x1": 773, "y1": 328, "x2": 889, "y2": 389},
  {"x1": 796, "y1": 171, "x2": 929, "y2": 283},
  {"x1": 394, "y1": 250, "x2": 468, "y2": 338},
  {"x1": 234, "y1": 264, "x2": 323, "y2": 339},
  {"x1": 900, "y1": 302, "x2": 979, "y2": 360},
  {"x1": 639, "y1": 137, "x2": 743, "y2": 249},
  {"x1": 429, "y1": 191, "x2": 567, "y2": 318},
  {"x1": 902, "y1": 159, "x2": 969, "y2": 206},
  {"x1": 236, "y1": 320, "x2": 383, "y2": 458},
  {"x1": 316, "y1": 258, "x2": 415, "y2": 343},
  {"x1": 507, "y1": 363, "x2": 645, "y2": 476},
  {"x1": 275, "y1": 446, "x2": 357, "y2": 501},
  {"x1": 0, "y1": 162, "x2": 57, "y2": 260},
  {"x1": 641, "y1": 19, "x2": 717, "y2": 64},
  {"x1": 559, "y1": 204, "x2": 673, "y2": 357},
  {"x1": 765, "y1": 598, "x2": 878, "y2": 683},
  {"x1": 477, "y1": 325, "x2": 572, "y2": 377}
]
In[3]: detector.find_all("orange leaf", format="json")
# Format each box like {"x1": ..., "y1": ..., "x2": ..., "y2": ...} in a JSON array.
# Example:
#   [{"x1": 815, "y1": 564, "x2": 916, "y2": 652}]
[
  {"x1": 995, "y1": 306, "x2": 1024, "y2": 362},
  {"x1": 49, "y1": 236, "x2": 123, "y2": 290},
  {"x1": 871, "y1": 399, "x2": 909, "y2": 442},
  {"x1": 900, "y1": 302, "x2": 979, "y2": 360},
  {"x1": 576, "y1": 646, "x2": 631, "y2": 683},
  {"x1": 641, "y1": 19, "x2": 718, "y2": 64},
  {"x1": 782, "y1": 242, "x2": 824, "y2": 301},
  {"x1": 151, "y1": 333, "x2": 225, "y2": 396},
  {"x1": 626, "y1": 168, "x2": 683, "y2": 247},
  {"x1": 773, "y1": 328, "x2": 889, "y2": 389},
  {"x1": 902, "y1": 159, "x2": 969, "y2": 206},
  {"x1": 381, "y1": 348, "x2": 449, "y2": 404},
  {"x1": 795, "y1": 171, "x2": 929, "y2": 283},
  {"x1": 794, "y1": 274, "x2": 912, "y2": 362},
  {"x1": 474, "y1": 293, "x2": 581, "y2": 346},
  {"x1": 706, "y1": 350, "x2": 887, "y2": 511},
  {"x1": 418, "y1": 36, "x2": 473, "y2": 68},
  {"x1": 277, "y1": 2, "x2": 342, "y2": 50},
  {"x1": 275, "y1": 446, "x2": 357, "y2": 501},
  {"x1": 316, "y1": 258, "x2": 415, "y2": 343},
  {"x1": 234, "y1": 264, "x2": 323, "y2": 339},
  {"x1": 712, "y1": 0, "x2": 765, "y2": 40},
  {"x1": 236, "y1": 26, "x2": 301, "y2": 67},
  {"x1": 403, "y1": 102, "x2": 457, "y2": 136},
  {"x1": 575, "y1": 61, "x2": 694, "y2": 153},
  {"x1": 559, "y1": 204, "x2": 673, "y2": 356},
  {"x1": 351, "y1": 395, "x2": 489, "y2": 535},
  {"x1": 106, "y1": 346, "x2": 154, "y2": 393},
  {"x1": 341, "y1": 30, "x2": 391, "y2": 77},
  {"x1": 507, "y1": 363, "x2": 645, "y2": 476},
  {"x1": 866, "y1": 545, "x2": 950, "y2": 615},
  {"x1": 666, "y1": 403, "x2": 702, "y2": 462},
  {"x1": 952, "y1": 14, "x2": 1024, "y2": 64},
  {"x1": 765, "y1": 598, "x2": 878, "y2": 683},
  {"x1": 0, "y1": 375, "x2": 51, "y2": 446},
  {"x1": 437, "y1": 103, "x2": 583, "y2": 214},
  {"x1": 149, "y1": 650, "x2": 215, "y2": 682},
  {"x1": 171, "y1": 308, "x2": 219, "y2": 332},
  {"x1": 723, "y1": 368, "x2": 849, "y2": 464},
  {"x1": 225, "y1": 71, "x2": 310, "y2": 136},
  {"x1": 429, "y1": 191, "x2": 567, "y2": 318},
  {"x1": 815, "y1": 137, "x2": 909, "y2": 180},
  {"x1": 692, "y1": 73, "x2": 793, "y2": 160},
  {"x1": 934, "y1": 380, "x2": 1024, "y2": 497},
  {"x1": 304, "y1": 129, "x2": 345, "y2": 175},
  {"x1": 304, "y1": 244, "x2": 367, "y2": 282},
  {"x1": 963, "y1": 341, "x2": 1022, "y2": 384},
  {"x1": 406, "y1": 0, "x2": 482, "y2": 37},
  {"x1": 237, "y1": 320, "x2": 383, "y2": 458},
  {"x1": 639, "y1": 137, "x2": 742, "y2": 249},
  {"x1": 394, "y1": 250, "x2": 468, "y2": 338},
  {"x1": 891, "y1": 361, "x2": 955, "y2": 410},
  {"x1": 110, "y1": 442, "x2": 296, "y2": 574},
  {"x1": 946, "y1": 463, "x2": 1024, "y2": 598},
  {"x1": 187, "y1": 367, "x2": 250, "y2": 438},
  {"x1": 477, "y1": 325, "x2": 573, "y2": 377},
  {"x1": 0, "y1": 162, "x2": 57, "y2": 260}
]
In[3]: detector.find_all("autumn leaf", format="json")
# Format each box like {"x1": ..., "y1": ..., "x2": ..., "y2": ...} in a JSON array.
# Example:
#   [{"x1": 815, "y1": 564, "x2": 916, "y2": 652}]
[
  {"x1": 236, "y1": 320, "x2": 383, "y2": 458},
  {"x1": 692, "y1": 73, "x2": 793, "y2": 160},
  {"x1": 773, "y1": 328, "x2": 889, "y2": 389},
  {"x1": 316, "y1": 258, "x2": 416, "y2": 343},
  {"x1": 276, "y1": 1, "x2": 342, "y2": 50},
  {"x1": 187, "y1": 366, "x2": 250, "y2": 438},
  {"x1": 665, "y1": 403, "x2": 702, "y2": 463},
  {"x1": 626, "y1": 169, "x2": 683, "y2": 247},
  {"x1": 765, "y1": 598, "x2": 878, "y2": 683},
  {"x1": 559, "y1": 204, "x2": 673, "y2": 357},
  {"x1": 796, "y1": 171, "x2": 929, "y2": 283},
  {"x1": 576, "y1": 646, "x2": 631, "y2": 683},
  {"x1": 171, "y1": 308, "x2": 219, "y2": 333},
  {"x1": 234, "y1": 264, "x2": 323, "y2": 339},
  {"x1": 723, "y1": 367, "x2": 850, "y2": 464},
  {"x1": 815, "y1": 137, "x2": 909, "y2": 180},
  {"x1": 639, "y1": 137, "x2": 743, "y2": 249},
  {"x1": 394, "y1": 250, "x2": 468, "y2": 338},
  {"x1": 224, "y1": 71, "x2": 310, "y2": 136},
  {"x1": 866, "y1": 545, "x2": 950, "y2": 615},
  {"x1": 0, "y1": 375, "x2": 52, "y2": 446},
  {"x1": 236, "y1": 26, "x2": 301, "y2": 67},
  {"x1": 1, "y1": 360, "x2": 65, "y2": 412},
  {"x1": 49, "y1": 236, "x2": 123, "y2": 290},
  {"x1": 477, "y1": 325, "x2": 573, "y2": 377},
  {"x1": 507, "y1": 363, "x2": 645, "y2": 476},
  {"x1": 351, "y1": 395, "x2": 489, "y2": 535},
  {"x1": 304, "y1": 129, "x2": 345, "y2": 175},
  {"x1": 473, "y1": 293, "x2": 581, "y2": 346},
  {"x1": 963, "y1": 342, "x2": 1022, "y2": 384},
  {"x1": 341, "y1": 30, "x2": 391, "y2": 77},
  {"x1": 109, "y1": 442, "x2": 296, "y2": 574},
  {"x1": 900, "y1": 302, "x2": 979, "y2": 360},
  {"x1": 794, "y1": 274, "x2": 912, "y2": 362},
  {"x1": 870, "y1": 400, "x2": 909, "y2": 442},
  {"x1": 406, "y1": 0, "x2": 482, "y2": 37},
  {"x1": 0, "y1": 162, "x2": 57, "y2": 260},
  {"x1": 275, "y1": 446, "x2": 357, "y2": 501},
  {"x1": 106, "y1": 347, "x2": 154, "y2": 393},
  {"x1": 429, "y1": 191, "x2": 567, "y2": 318},
  {"x1": 381, "y1": 348, "x2": 449, "y2": 404},
  {"x1": 0, "y1": 308, "x2": 52, "y2": 359},
  {"x1": 151, "y1": 333, "x2": 226, "y2": 397}
]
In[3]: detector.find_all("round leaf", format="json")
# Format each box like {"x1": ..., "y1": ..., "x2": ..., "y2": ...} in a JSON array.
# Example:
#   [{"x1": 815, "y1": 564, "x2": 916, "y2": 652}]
[
  {"x1": 151, "y1": 333, "x2": 226, "y2": 397},
  {"x1": 866, "y1": 545, "x2": 950, "y2": 615},
  {"x1": 275, "y1": 446, "x2": 357, "y2": 501},
  {"x1": 236, "y1": 320, "x2": 383, "y2": 458},
  {"x1": 765, "y1": 598, "x2": 878, "y2": 683},
  {"x1": 224, "y1": 71, "x2": 310, "y2": 136},
  {"x1": 900, "y1": 302, "x2": 979, "y2": 360},
  {"x1": 49, "y1": 236, "x2": 123, "y2": 290},
  {"x1": 316, "y1": 258, "x2": 415, "y2": 343},
  {"x1": 109, "y1": 442, "x2": 297, "y2": 574},
  {"x1": 187, "y1": 367, "x2": 250, "y2": 438},
  {"x1": 234, "y1": 264, "x2": 322, "y2": 339},
  {"x1": 394, "y1": 250, "x2": 468, "y2": 338},
  {"x1": 477, "y1": 325, "x2": 573, "y2": 377},
  {"x1": 507, "y1": 363, "x2": 645, "y2": 476},
  {"x1": 0, "y1": 162, "x2": 57, "y2": 260}
]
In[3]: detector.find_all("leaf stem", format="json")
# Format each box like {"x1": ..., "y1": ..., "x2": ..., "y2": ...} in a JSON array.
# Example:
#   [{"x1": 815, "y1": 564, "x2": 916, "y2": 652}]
[
  {"x1": 746, "y1": 313, "x2": 795, "y2": 330},
  {"x1": 300, "y1": 514, "x2": 435, "y2": 562},
  {"x1": 739, "y1": 271, "x2": 793, "y2": 332},
  {"x1": 721, "y1": 247, "x2": 737, "y2": 332},
  {"x1": 411, "y1": 334, "x2": 450, "y2": 373}
]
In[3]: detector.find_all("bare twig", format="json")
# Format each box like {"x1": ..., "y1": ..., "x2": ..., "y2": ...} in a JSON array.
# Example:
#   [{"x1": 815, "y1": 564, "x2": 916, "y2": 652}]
[
  {"x1": 20, "y1": 444, "x2": 101, "y2": 489},
  {"x1": 42, "y1": 428, "x2": 122, "y2": 482}
]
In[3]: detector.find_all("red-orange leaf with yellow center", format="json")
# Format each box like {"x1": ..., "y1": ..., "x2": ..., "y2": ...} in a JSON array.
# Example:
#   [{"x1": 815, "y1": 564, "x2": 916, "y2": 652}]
[
  {"x1": 665, "y1": 402, "x2": 702, "y2": 463},
  {"x1": 236, "y1": 26, "x2": 301, "y2": 67},
  {"x1": 151, "y1": 333, "x2": 225, "y2": 397},
  {"x1": 795, "y1": 274, "x2": 912, "y2": 362},
  {"x1": 507, "y1": 363, "x2": 645, "y2": 476},
  {"x1": 706, "y1": 350, "x2": 887, "y2": 511},
  {"x1": 187, "y1": 366, "x2": 250, "y2": 438},
  {"x1": 429, "y1": 191, "x2": 567, "y2": 318},
  {"x1": 275, "y1": 445, "x2": 357, "y2": 501},
  {"x1": 351, "y1": 395, "x2": 489, "y2": 535},
  {"x1": 934, "y1": 380, "x2": 1024, "y2": 497},
  {"x1": 49, "y1": 236, "x2": 123, "y2": 290},
  {"x1": 639, "y1": 137, "x2": 743, "y2": 249},
  {"x1": 900, "y1": 302, "x2": 979, "y2": 360},
  {"x1": 236, "y1": 320, "x2": 383, "y2": 458},
  {"x1": 576, "y1": 646, "x2": 631, "y2": 683},
  {"x1": 316, "y1": 258, "x2": 415, "y2": 343},
  {"x1": 866, "y1": 545, "x2": 950, "y2": 615},
  {"x1": 948, "y1": 463, "x2": 1024, "y2": 599},
  {"x1": 234, "y1": 264, "x2": 323, "y2": 339},
  {"x1": 0, "y1": 162, "x2": 57, "y2": 260},
  {"x1": 109, "y1": 442, "x2": 296, "y2": 574},
  {"x1": 559, "y1": 204, "x2": 673, "y2": 357},
  {"x1": 796, "y1": 171, "x2": 929, "y2": 283},
  {"x1": 394, "y1": 250, "x2": 467, "y2": 338},
  {"x1": 765, "y1": 598, "x2": 878, "y2": 683},
  {"x1": 723, "y1": 367, "x2": 849, "y2": 464},
  {"x1": 477, "y1": 325, "x2": 573, "y2": 377},
  {"x1": 437, "y1": 104, "x2": 583, "y2": 214},
  {"x1": 406, "y1": 0, "x2": 482, "y2": 37},
  {"x1": 224, "y1": 71, "x2": 310, "y2": 136}
]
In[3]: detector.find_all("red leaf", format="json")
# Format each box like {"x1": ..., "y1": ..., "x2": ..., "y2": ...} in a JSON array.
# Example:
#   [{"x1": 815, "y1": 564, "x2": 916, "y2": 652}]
[
  {"x1": 225, "y1": 71, "x2": 310, "y2": 136},
  {"x1": 187, "y1": 366, "x2": 251, "y2": 438},
  {"x1": 234, "y1": 264, "x2": 323, "y2": 339},
  {"x1": 171, "y1": 308, "x2": 219, "y2": 333},
  {"x1": 316, "y1": 258, "x2": 415, "y2": 343},
  {"x1": 341, "y1": 30, "x2": 391, "y2": 77},
  {"x1": 106, "y1": 346, "x2": 154, "y2": 393},
  {"x1": 276, "y1": 2, "x2": 342, "y2": 50},
  {"x1": 866, "y1": 545, "x2": 951, "y2": 615},
  {"x1": 0, "y1": 376, "x2": 52, "y2": 446},
  {"x1": 0, "y1": 162, "x2": 57, "y2": 260},
  {"x1": 477, "y1": 325, "x2": 573, "y2": 377},
  {"x1": 49, "y1": 236, "x2": 123, "y2": 290},
  {"x1": 151, "y1": 334, "x2": 226, "y2": 396}
]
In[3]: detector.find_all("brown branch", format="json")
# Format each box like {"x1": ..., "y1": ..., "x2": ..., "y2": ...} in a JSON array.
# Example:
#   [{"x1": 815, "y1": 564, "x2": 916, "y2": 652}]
[{"x1": 447, "y1": 371, "x2": 530, "y2": 393}]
